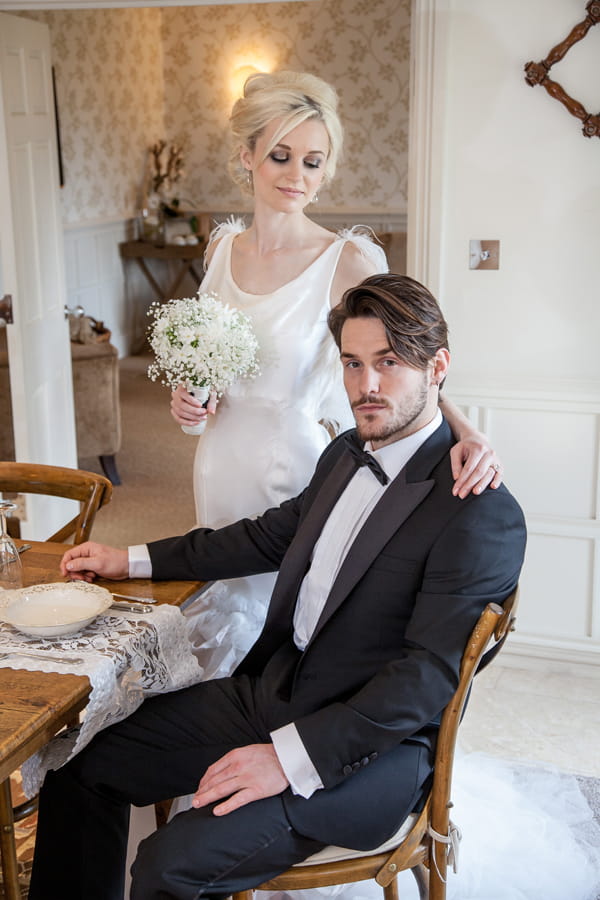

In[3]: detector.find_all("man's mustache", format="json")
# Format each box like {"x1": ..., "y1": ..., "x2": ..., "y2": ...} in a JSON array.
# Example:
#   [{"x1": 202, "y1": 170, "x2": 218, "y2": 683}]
[{"x1": 351, "y1": 394, "x2": 391, "y2": 410}]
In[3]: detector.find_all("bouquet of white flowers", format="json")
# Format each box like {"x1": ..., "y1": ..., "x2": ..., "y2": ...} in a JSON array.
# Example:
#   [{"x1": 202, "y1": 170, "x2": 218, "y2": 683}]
[{"x1": 147, "y1": 291, "x2": 260, "y2": 434}]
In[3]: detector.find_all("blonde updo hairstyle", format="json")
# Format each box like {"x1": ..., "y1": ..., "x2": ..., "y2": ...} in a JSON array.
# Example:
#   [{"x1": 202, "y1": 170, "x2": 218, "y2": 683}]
[{"x1": 229, "y1": 70, "x2": 343, "y2": 195}]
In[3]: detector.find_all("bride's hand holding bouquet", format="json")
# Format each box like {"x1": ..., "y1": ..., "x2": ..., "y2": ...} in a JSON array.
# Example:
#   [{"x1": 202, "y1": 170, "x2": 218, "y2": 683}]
[{"x1": 147, "y1": 291, "x2": 260, "y2": 435}]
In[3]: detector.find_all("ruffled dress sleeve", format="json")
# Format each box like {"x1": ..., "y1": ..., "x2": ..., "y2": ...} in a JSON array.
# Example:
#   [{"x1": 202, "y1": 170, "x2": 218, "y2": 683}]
[
  {"x1": 337, "y1": 225, "x2": 389, "y2": 274},
  {"x1": 203, "y1": 216, "x2": 247, "y2": 271}
]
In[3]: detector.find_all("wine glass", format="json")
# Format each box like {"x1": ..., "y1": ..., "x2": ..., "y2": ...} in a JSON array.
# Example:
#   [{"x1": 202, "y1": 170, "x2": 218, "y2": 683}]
[{"x1": 0, "y1": 500, "x2": 23, "y2": 591}]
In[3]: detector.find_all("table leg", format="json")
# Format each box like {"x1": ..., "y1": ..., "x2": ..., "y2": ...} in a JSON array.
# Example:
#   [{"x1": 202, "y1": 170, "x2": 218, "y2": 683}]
[
  {"x1": 0, "y1": 777, "x2": 21, "y2": 900},
  {"x1": 166, "y1": 259, "x2": 197, "y2": 298},
  {"x1": 134, "y1": 258, "x2": 166, "y2": 300},
  {"x1": 189, "y1": 262, "x2": 204, "y2": 289}
]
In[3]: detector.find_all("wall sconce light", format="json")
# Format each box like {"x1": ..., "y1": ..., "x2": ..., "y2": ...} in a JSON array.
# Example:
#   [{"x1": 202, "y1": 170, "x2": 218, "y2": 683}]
[{"x1": 230, "y1": 61, "x2": 273, "y2": 102}]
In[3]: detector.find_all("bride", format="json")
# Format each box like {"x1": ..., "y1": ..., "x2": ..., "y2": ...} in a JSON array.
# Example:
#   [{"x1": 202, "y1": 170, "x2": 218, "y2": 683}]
[{"x1": 170, "y1": 70, "x2": 502, "y2": 679}]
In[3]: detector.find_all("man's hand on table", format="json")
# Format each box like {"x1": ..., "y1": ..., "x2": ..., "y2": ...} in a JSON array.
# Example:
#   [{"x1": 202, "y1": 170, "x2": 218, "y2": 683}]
[
  {"x1": 61, "y1": 541, "x2": 129, "y2": 582},
  {"x1": 192, "y1": 744, "x2": 290, "y2": 816}
]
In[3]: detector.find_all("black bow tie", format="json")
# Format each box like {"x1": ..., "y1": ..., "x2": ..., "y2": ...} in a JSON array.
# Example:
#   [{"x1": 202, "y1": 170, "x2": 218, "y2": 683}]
[{"x1": 344, "y1": 434, "x2": 389, "y2": 485}]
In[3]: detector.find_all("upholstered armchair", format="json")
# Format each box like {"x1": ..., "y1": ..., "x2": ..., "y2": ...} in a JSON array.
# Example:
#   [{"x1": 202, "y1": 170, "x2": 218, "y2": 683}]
[{"x1": 0, "y1": 329, "x2": 122, "y2": 485}]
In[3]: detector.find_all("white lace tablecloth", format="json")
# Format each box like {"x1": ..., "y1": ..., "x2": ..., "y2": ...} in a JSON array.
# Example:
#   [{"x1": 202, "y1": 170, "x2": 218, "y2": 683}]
[{"x1": 0, "y1": 604, "x2": 203, "y2": 796}]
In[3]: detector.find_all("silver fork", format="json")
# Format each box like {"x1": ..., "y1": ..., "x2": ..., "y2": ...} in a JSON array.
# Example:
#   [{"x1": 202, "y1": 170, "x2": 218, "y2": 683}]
[{"x1": 0, "y1": 650, "x2": 85, "y2": 665}]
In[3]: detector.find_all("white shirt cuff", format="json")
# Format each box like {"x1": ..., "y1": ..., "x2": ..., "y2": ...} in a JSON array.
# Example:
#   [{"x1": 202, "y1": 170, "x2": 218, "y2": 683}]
[
  {"x1": 270, "y1": 723, "x2": 324, "y2": 799},
  {"x1": 128, "y1": 544, "x2": 152, "y2": 579}
]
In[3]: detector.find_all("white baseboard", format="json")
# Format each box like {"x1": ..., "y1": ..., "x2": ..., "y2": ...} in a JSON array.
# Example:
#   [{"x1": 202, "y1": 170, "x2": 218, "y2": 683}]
[{"x1": 499, "y1": 637, "x2": 600, "y2": 679}]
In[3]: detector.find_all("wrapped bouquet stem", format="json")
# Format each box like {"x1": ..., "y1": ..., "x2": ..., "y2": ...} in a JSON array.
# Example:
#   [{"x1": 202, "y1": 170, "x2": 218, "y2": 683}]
[
  {"x1": 181, "y1": 384, "x2": 211, "y2": 435},
  {"x1": 147, "y1": 291, "x2": 260, "y2": 435}
]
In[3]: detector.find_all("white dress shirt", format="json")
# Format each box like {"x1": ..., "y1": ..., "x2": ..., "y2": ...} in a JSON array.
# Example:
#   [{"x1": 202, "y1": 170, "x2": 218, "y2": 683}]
[{"x1": 129, "y1": 412, "x2": 443, "y2": 799}]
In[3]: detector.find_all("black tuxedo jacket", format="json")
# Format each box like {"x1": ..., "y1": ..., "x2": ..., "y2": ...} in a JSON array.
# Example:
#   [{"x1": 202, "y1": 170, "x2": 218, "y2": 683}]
[{"x1": 149, "y1": 419, "x2": 526, "y2": 848}]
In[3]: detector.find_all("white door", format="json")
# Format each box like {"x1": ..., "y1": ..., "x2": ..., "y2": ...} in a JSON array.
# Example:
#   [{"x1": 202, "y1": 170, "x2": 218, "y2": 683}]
[{"x1": 0, "y1": 12, "x2": 77, "y2": 539}]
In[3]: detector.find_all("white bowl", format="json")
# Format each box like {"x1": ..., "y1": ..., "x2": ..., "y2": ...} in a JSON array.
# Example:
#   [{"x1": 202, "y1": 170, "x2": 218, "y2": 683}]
[{"x1": 0, "y1": 582, "x2": 113, "y2": 638}]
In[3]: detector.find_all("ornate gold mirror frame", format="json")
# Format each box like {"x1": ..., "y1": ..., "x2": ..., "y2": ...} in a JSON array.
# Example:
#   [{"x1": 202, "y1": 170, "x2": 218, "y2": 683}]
[{"x1": 524, "y1": 0, "x2": 600, "y2": 139}]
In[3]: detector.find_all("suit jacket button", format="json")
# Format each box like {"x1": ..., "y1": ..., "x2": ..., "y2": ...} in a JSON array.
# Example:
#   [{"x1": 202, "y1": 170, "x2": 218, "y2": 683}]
[
  {"x1": 342, "y1": 765, "x2": 353, "y2": 776},
  {"x1": 360, "y1": 757, "x2": 370, "y2": 767},
  {"x1": 369, "y1": 752, "x2": 378, "y2": 761},
  {"x1": 352, "y1": 762, "x2": 361, "y2": 772}
]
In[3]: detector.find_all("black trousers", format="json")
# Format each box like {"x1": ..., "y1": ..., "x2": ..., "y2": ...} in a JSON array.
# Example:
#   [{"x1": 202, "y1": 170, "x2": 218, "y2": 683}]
[{"x1": 28, "y1": 675, "x2": 430, "y2": 900}]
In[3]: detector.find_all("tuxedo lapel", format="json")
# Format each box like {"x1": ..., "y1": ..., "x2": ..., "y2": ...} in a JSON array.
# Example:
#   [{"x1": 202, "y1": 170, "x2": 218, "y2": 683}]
[
  {"x1": 307, "y1": 420, "x2": 453, "y2": 645},
  {"x1": 264, "y1": 450, "x2": 357, "y2": 626}
]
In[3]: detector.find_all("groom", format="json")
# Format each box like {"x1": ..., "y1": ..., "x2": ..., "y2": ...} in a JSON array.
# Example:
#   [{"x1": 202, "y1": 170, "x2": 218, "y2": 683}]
[{"x1": 29, "y1": 274, "x2": 526, "y2": 900}]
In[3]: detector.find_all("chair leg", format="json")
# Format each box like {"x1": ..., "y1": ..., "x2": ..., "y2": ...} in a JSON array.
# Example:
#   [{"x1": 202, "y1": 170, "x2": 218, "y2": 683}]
[
  {"x1": 428, "y1": 854, "x2": 447, "y2": 900},
  {"x1": 99, "y1": 454, "x2": 121, "y2": 485},
  {"x1": 0, "y1": 777, "x2": 21, "y2": 900},
  {"x1": 410, "y1": 863, "x2": 429, "y2": 899},
  {"x1": 383, "y1": 875, "x2": 399, "y2": 900}
]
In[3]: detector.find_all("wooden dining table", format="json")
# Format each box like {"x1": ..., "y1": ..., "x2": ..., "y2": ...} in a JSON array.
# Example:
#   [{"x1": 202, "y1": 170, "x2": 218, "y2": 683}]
[
  {"x1": 0, "y1": 538, "x2": 204, "y2": 900},
  {"x1": 17, "y1": 538, "x2": 203, "y2": 607}
]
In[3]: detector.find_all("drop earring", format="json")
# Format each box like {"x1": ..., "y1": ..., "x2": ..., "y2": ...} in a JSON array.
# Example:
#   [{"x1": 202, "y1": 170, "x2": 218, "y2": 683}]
[
  {"x1": 246, "y1": 170, "x2": 253, "y2": 187},
  {"x1": 312, "y1": 192, "x2": 319, "y2": 203}
]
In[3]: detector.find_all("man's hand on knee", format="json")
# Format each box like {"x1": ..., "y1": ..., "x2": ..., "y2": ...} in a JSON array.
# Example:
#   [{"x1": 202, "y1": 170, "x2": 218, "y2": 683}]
[{"x1": 192, "y1": 744, "x2": 289, "y2": 816}]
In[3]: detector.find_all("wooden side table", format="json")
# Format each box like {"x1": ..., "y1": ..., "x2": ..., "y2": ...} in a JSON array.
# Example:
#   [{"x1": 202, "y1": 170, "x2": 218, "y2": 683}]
[{"x1": 119, "y1": 240, "x2": 206, "y2": 303}]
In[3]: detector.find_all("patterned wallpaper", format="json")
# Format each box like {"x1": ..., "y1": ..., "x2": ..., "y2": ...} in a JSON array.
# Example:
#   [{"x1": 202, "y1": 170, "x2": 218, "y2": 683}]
[
  {"x1": 161, "y1": 0, "x2": 410, "y2": 215},
  {"x1": 17, "y1": 0, "x2": 409, "y2": 224},
  {"x1": 16, "y1": 7, "x2": 165, "y2": 225}
]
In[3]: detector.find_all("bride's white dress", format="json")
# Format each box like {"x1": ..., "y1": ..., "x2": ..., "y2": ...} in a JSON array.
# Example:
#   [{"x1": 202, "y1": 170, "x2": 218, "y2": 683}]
[{"x1": 182, "y1": 221, "x2": 385, "y2": 678}]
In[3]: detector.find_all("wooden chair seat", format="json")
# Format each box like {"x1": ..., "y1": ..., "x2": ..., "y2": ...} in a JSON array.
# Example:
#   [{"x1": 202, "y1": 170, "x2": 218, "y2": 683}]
[{"x1": 232, "y1": 590, "x2": 518, "y2": 900}]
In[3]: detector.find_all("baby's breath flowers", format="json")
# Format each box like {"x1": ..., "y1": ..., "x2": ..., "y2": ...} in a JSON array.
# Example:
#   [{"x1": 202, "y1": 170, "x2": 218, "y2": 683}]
[{"x1": 147, "y1": 291, "x2": 260, "y2": 396}]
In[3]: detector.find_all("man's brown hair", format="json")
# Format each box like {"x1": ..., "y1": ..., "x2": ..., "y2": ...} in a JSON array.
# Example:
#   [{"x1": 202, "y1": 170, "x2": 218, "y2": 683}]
[{"x1": 328, "y1": 273, "x2": 449, "y2": 370}]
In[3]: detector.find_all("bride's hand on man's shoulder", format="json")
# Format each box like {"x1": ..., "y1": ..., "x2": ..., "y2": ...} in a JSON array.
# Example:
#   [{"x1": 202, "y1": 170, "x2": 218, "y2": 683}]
[
  {"x1": 450, "y1": 433, "x2": 503, "y2": 499},
  {"x1": 170, "y1": 384, "x2": 217, "y2": 426}
]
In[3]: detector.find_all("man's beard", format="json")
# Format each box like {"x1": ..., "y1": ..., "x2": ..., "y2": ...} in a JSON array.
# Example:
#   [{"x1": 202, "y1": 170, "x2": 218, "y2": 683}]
[{"x1": 353, "y1": 380, "x2": 429, "y2": 445}]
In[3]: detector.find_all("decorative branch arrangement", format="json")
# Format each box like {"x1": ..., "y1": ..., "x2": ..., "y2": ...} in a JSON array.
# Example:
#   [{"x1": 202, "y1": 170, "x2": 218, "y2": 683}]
[
  {"x1": 148, "y1": 140, "x2": 185, "y2": 198},
  {"x1": 524, "y1": 0, "x2": 600, "y2": 139}
]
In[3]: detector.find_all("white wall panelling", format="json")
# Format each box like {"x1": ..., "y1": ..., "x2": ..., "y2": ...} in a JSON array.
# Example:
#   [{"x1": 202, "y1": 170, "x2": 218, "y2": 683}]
[
  {"x1": 450, "y1": 381, "x2": 600, "y2": 669},
  {"x1": 64, "y1": 219, "x2": 133, "y2": 356},
  {"x1": 410, "y1": 0, "x2": 600, "y2": 675}
]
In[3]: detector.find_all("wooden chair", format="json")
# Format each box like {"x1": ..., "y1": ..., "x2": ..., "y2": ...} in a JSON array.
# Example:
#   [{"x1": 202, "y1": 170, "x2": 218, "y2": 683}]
[
  {"x1": 0, "y1": 461, "x2": 112, "y2": 545},
  {"x1": 0, "y1": 462, "x2": 112, "y2": 897},
  {"x1": 232, "y1": 589, "x2": 518, "y2": 900}
]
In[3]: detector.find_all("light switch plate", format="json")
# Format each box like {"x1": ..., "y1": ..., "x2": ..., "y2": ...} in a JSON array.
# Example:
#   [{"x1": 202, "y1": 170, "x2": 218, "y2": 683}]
[{"x1": 469, "y1": 240, "x2": 500, "y2": 270}]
